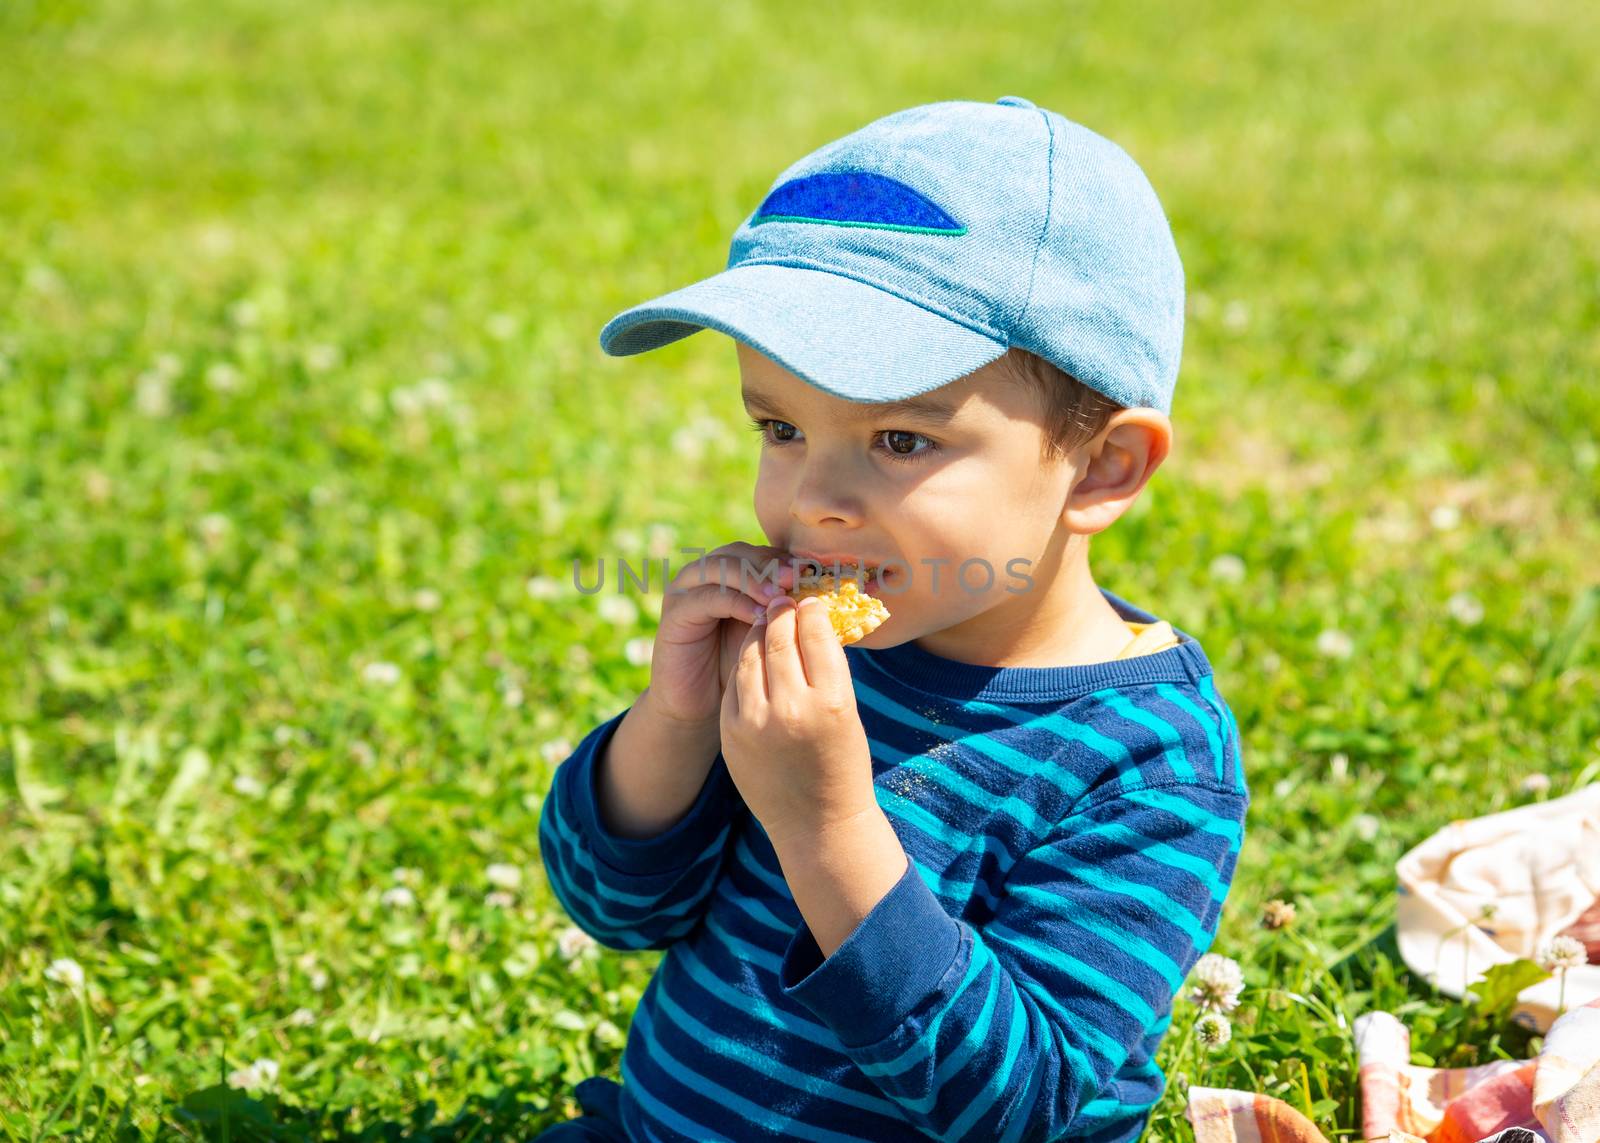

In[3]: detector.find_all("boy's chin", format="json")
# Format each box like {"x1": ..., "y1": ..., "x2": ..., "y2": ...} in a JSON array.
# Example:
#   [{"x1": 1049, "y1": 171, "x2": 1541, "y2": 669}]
[{"x1": 845, "y1": 622, "x2": 903, "y2": 650}]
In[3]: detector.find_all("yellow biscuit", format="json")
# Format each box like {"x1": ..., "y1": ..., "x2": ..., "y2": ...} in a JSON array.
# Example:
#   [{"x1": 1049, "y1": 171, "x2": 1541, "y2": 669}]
[{"x1": 788, "y1": 571, "x2": 891, "y2": 645}]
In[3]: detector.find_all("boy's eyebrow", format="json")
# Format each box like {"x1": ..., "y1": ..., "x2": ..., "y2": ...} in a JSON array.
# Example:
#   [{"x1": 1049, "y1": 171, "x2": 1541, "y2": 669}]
[{"x1": 741, "y1": 386, "x2": 963, "y2": 427}]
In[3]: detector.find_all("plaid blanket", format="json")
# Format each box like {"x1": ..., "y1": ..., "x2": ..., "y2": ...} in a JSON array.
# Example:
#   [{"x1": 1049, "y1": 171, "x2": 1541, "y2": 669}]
[{"x1": 1184, "y1": 996, "x2": 1600, "y2": 1143}]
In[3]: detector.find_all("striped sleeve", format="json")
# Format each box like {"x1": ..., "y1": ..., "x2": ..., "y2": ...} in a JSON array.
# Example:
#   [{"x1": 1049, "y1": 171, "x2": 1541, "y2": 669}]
[
  {"x1": 777, "y1": 780, "x2": 1247, "y2": 1143},
  {"x1": 537, "y1": 707, "x2": 746, "y2": 952}
]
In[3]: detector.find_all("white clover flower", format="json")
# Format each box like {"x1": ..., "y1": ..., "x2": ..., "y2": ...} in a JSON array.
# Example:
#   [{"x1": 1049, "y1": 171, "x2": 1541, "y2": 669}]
[
  {"x1": 287, "y1": 1007, "x2": 316, "y2": 1028},
  {"x1": 625, "y1": 636, "x2": 654, "y2": 667},
  {"x1": 1369, "y1": 511, "x2": 1417, "y2": 544},
  {"x1": 362, "y1": 660, "x2": 402, "y2": 686},
  {"x1": 1194, "y1": 1010, "x2": 1232, "y2": 1048},
  {"x1": 205, "y1": 362, "x2": 244, "y2": 393},
  {"x1": 1315, "y1": 628, "x2": 1354, "y2": 659},
  {"x1": 392, "y1": 378, "x2": 454, "y2": 417},
  {"x1": 380, "y1": 885, "x2": 416, "y2": 909},
  {"x1": 546, "y1": 1008, "x2": 587, "y2": 1030},
  {"x1": 197, "y1": 513, "x2": 232, "y2": 547},
  {"x1": 411, "y1": 587, "x2": 442, "y2": 612},
  {"x1": 135, "y1": 370, "x2": 173, "y2": 417},
  {"x1": 303, "y1": 344, "x2": 341, "y2": 373},
  {"x1": 45, "y1": 958, "x2": 85, "y2": 992},
  {"x1": 558, "y1": 925, "x2": 599, "y2": 961},
  {"x1": 485, "y1": 312, "x2": 519, "y2": 341},
  {"x1": 349, "y1": 740, "x2": 376, "y2": 767},
  {"x1": 598, "y1": 594, "x2": 640, "y2": 627},
  {"x1": 1519, "y1": 772, "x2": 1552, "y2": 796},
  {"x1": 226, "y1": 1067, "x2": 256, "y2": 1090},
  {"x1": 1261, "y1": 899, "x2": 1298, "y2": 931},
  {"x1": 646, "y1": 523, "x2": 678, "y2": 559},
  {"x1": 1259, "y1": 651, "x2": 1282, "y2": 674},
  {"x1": 391, "y1": 866, "x2": 421, "y2": 886},
  {"x1": 594, "y1": 1018, "x2": 625, "y2": 1047},
  {"x1": 1353, "y1": 813, "x2": 1381, "y2": 841},
  {"x1": 25, "y1": 263, "x2": 64, "y2": 292},
  {"x1": 1429, "y1": 504, "x2": 1462, "y2": 531},
  {"x1": 1221, "y1": 300, "x2": 1250, "y2": 331},
  {"x1": 1446, "y1": 591, "x2": 1484, "y2": 626},
  {"x1": 232, "y1": 773, "x2": 266, "y2": 798},
  {"x1": 226, "y1": 1057, "x2": 279, "y2": 1090},
  {"x1": 195, "y1": 223, "x2": 236, "y2": 256},
  {"x1": 486, "y1": 863, "x2": 523, "y2": 891},
  {"x1": 1536, "y1": 935, "x2": 1587, "y2": 974},
  {"x1": 540, "y1": 738, "x2": 574, "y2": 766},
  {"x1": 1208, "y1": 553, "x2": 1247, "y2": 584},
  {"x1": 230, "y1": 300, "x2": 260, "y2": 327},
  {"x1": 418, "y1": 376, "x2": 452, "y2": 403},
  {"x1": 83, "y1": 468, "x2": 113, "y2": 504},
  {"x1": 502, "y1": 683, "x2": 525, "y2": 709},
  {"x1": 526, "y1": 575, "x2": 561, "y2": 600},
  {"x1": 1186, "y1": 953, "x2": 1244, "y2": 1013},
  {"x1": 308, "y1": 969, "x2": 329, "y2": 992},
  {"x1": 485, "y1": 890, "x2": 517, "y2": 909},
  {"x1": 670, "y1": 415, "x2": 726, "y2": 463},
  {"x1": 1329, "y1": 752, "x2": 1349, "y2": 782}
]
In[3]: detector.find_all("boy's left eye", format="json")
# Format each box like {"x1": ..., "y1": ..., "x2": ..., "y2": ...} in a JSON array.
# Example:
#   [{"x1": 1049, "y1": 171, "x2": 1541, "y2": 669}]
[{"x1": 879, "y1": 429, "x2": 934, "y2": 460}]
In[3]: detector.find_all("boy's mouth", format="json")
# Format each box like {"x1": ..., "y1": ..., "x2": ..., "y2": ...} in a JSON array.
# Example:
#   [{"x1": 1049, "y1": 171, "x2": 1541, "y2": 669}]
[{"x1": 792, "y1": 552, "x2": 891, "y2": 596}]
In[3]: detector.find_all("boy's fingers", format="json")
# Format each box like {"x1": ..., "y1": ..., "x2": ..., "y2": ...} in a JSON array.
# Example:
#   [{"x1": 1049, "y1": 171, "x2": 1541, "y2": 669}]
[
  {"x1": 720, "y1": 648, "x2": 739, "y2": 721},
  {"x1": 793, "y1": 595, "x2": 842, "y2": 688},
  {"x1": 733, "y1": 613, "x2": 769, "y2": 710},
  {"x1": 675, "y1": 543, "x2": 796, "y2": 601},
  {"x1": 761, "y1": 597, "x2": 807, "y2": 695},
  {"x1": 663, "y1": 584, "x2": 771, "y2": 641}
]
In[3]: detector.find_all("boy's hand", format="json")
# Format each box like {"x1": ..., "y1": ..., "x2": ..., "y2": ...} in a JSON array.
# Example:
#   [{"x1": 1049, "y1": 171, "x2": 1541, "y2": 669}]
[
  {"x1": 719, "y1": 594, "x2": 878, "y2": 850},
  {"x1": 647, "y1": 541, "x2": 799, "y2": 728}
]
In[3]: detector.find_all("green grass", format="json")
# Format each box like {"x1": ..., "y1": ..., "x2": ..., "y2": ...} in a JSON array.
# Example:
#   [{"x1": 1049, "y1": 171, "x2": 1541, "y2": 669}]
[{"x1": 3, "y1": 0, "x2": 1599, "y2": 1137}]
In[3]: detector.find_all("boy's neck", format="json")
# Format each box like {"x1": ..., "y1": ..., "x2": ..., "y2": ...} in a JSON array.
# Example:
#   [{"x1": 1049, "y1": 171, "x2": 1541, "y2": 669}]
[{"x1": 909, "y1": 535, "x2": 1135, "y2": 670}]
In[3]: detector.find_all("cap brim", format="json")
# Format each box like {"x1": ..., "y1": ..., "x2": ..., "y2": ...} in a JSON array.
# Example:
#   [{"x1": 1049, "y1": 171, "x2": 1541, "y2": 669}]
[{"x1": 597, "y1": 263, "x2": 1009, "y2": 402}]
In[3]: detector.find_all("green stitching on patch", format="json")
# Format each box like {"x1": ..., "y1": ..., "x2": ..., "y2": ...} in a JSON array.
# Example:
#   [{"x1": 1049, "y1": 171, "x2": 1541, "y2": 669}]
[{"x1": 752, "y1": 214, "x2": 967, "y2": 236}]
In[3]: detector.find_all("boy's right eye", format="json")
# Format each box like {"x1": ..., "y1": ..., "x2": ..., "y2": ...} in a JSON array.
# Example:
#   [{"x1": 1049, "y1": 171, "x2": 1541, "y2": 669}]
[{"x1": 746, "y1": 416, "x2": 799, "y2": 445}]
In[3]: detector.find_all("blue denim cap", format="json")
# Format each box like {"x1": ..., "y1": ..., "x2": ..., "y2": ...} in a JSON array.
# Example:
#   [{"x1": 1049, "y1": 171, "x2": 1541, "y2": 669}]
[{"x1": 597, "y1": 96, "x2": 1184, "y2": 415}]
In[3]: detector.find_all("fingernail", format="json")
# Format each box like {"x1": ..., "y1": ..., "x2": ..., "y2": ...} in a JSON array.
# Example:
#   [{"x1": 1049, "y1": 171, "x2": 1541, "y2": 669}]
[{"x1": 758, "y1": 583, "x2": 783, "y2": 600}]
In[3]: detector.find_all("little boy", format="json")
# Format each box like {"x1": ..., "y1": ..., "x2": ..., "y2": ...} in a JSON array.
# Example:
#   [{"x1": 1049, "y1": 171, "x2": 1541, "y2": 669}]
[{"x1": 538, "y1": 97, "x2": 1249, "y2": 1142}]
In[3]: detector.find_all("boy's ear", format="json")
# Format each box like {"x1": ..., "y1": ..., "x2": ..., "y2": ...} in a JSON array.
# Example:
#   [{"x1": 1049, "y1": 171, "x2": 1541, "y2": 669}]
[{"x1": 1061, "y1": 409, "x2": 1172, "y2": 536}]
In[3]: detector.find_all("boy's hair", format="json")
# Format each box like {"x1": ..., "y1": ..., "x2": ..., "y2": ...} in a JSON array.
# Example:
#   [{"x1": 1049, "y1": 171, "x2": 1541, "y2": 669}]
[{"x1": 995, "y1": 348, "x2": 1126, "y2": 464}]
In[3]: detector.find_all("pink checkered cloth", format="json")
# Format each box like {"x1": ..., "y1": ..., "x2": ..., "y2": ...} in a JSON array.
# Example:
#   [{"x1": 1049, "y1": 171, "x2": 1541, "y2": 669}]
[
  {"x1": 1184, "y1": 996, "x2": 1600, "y2": 1143},
  {"x1": 1394, "y1": 785, "x2": 1600, "y2": 1033}
]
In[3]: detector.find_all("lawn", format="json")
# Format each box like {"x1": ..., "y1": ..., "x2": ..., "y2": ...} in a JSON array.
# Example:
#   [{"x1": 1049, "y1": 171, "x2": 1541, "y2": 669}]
[{"x1": 2, "y1": 0, "x2": 1598, "y2": 1138}]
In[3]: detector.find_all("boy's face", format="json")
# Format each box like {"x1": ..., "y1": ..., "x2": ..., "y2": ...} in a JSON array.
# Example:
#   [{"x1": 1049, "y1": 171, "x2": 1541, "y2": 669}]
[{"x1": 736, "y1": 341, "x2": 1089, "y2": 650}]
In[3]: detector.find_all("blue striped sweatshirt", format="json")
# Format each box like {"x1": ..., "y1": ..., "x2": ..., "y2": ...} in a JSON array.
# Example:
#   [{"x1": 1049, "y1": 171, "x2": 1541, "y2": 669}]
[{"x1": 539, "y1": 587, "x2": 1250, "y2": 1143}]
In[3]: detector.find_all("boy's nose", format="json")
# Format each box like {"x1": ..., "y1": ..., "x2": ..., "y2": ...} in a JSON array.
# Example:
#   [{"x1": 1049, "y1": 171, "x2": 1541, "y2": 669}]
[{"x1": 787, "y1": 472, "x2": 864, "y2": 531}]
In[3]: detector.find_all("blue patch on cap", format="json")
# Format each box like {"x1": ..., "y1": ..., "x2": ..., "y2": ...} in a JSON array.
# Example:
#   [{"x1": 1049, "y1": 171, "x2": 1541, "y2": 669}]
[{"x1": 753, "y1": 171, "x2": 966, "y2": 235}]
